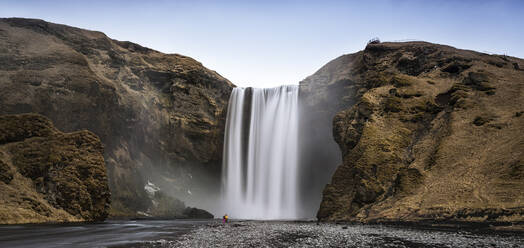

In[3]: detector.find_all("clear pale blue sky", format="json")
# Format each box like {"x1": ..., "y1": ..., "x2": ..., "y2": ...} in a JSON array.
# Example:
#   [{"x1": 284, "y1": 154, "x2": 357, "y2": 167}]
[{"x1": 2, "y1": 0, "x2": 523, "y2": 87}]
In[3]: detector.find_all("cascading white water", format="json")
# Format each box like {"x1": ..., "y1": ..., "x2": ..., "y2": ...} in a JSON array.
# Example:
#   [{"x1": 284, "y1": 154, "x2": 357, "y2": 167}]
[{"x1": 222, "y1": 85, "x2": 299, "y2": 219}]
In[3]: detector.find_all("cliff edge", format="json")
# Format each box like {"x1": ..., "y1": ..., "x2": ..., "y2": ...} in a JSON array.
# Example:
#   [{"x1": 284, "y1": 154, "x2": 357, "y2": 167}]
[
  {"x1": 0, "y1": 18, "x2": 233, "y2": 217},
  {"x1": 306, "y1": 41, "x2": 524, "y2": 222}
]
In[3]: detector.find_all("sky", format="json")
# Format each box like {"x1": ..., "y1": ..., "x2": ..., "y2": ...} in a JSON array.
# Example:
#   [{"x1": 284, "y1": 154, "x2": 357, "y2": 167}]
[{"x1": 2, "y1": 0, "x2": 524, "y2": 87}]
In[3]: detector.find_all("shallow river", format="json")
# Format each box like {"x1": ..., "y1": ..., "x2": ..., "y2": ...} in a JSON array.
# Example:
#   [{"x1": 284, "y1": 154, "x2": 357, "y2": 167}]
[
  {"x1": 0, "y1": 219, "x2": 210, "y2": 248},
  {"x1": 0, "y1": 220, "x2": 523, "y2": 248}
]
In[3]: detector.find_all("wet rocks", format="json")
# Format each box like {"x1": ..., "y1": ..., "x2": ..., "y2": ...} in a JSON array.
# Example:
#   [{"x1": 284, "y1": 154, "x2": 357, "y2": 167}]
[
  {"x1": 144, "y1": 190, "x2": 213, "y2": 219},
  {"x1": 182, "y1": 207, "x2": 214, "y2": 219}
]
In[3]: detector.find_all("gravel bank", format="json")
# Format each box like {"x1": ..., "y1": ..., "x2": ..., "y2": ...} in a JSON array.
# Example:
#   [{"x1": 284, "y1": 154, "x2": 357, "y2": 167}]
[{"x1": 162, "y1": 221, "x2": 524, "y2": 248}]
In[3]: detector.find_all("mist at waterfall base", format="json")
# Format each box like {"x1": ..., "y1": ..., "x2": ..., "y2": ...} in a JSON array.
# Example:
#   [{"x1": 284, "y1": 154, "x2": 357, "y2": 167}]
[{"x1": 219, "y1": 85, "x2": 342, "y2": 220}]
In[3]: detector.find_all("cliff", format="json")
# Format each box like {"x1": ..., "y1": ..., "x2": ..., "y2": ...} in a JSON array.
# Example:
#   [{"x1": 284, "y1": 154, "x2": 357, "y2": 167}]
[
  {"x1": 0, "y1": 114, "x2": 110, "y2": 224},
  {"x1": 0, "y1": 18, "x2": 233, "y2": 217},
  {"x1": 304, "y1": 41, "x2": 524, "y2": 222}
]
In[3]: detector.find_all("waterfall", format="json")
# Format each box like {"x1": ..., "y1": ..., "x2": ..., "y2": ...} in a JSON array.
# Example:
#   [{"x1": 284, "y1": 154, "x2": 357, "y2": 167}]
[{"x1": 222, "y1": 85, "x2": 299, "y2": 219}]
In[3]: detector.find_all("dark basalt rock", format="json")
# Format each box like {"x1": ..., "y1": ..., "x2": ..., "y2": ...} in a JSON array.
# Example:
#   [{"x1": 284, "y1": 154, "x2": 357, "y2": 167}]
[
  {"x1": 182, "y1": 207, "x2": 214, "y2": 219},
  {"x1": 442, "y1": 62, "x2": 471, "y2": 74},
  {"x1": 473, "y1": 116, "x2": 492, "y2": 126}
]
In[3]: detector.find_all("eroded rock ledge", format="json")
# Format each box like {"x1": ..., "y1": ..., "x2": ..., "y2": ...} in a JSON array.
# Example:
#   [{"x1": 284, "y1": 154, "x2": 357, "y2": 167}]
[
  {"x1": 308, "y1": 42, "x2": 524, "y2": 222},
  {"x1": 0, "y1": 113, "x2": 110, "y2": 224}
]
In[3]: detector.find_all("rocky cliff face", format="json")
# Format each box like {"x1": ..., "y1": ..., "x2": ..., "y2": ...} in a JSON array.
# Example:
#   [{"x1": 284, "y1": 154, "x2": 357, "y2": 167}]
[
  {"x1": 0, "y1": 18, "x2": 233, "y2": 216},
  {"x1": 0, "y1": 114, "x2": 110, "y2": 224},
  {"x1": 305, "y1": 41, "x2": 524, "y2": 222},
  {"x1": 298, "y1": 53, "x2": 361, "y2": 216}
]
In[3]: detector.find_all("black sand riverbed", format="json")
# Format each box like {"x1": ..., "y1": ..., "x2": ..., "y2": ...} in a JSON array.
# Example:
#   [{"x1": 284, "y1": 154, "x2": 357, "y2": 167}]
[{"x1": 168, "y1": 221, "x2": 524, "y2": 248}]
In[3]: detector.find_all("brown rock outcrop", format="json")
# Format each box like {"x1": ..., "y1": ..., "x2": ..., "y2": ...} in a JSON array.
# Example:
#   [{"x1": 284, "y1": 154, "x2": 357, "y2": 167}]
[
  {"x1": 0, "y1": 18, "x2": 233, "y2": 216},
  {"x1": 306, "y1": 41, "x2": 524, "y2": 222},
  {"x1": 0, "y1": 114, "x2": 110, "y2": 224}
]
